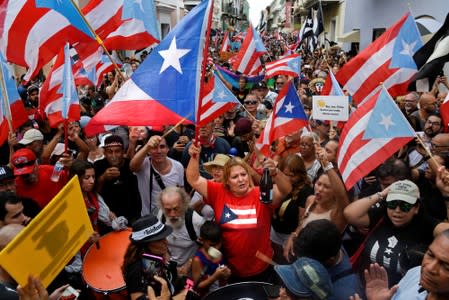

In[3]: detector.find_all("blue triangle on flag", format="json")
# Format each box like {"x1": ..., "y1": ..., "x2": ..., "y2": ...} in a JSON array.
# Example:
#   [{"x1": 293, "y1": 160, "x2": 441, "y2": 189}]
[
  {"x1": 363, "y1": 88, "x2": 416, "y2": 139},
  {"x1": 277, "y1": 82, "x2": 308, "y2": 120},
  {"x1": 130, "y1": 0, "x2": 211, "y2": 123},
  {"x1": 390, "y1": 14, "x2": 422, "y2": 69},
  {"x1": 219, "y1": 204, "x2": 238, "y2": 224},
  {"x1": 213, "y1": 73, "x2": 240, "y2": 103}
]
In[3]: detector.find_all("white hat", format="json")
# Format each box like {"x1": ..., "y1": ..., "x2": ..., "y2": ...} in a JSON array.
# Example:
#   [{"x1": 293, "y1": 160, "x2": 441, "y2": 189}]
[
  {"x1": 386, "y1": 180, "x2": 420, "y2": 205},
  {"x1": 19, "y1": 129, "x2": 44, "y2": 145}
]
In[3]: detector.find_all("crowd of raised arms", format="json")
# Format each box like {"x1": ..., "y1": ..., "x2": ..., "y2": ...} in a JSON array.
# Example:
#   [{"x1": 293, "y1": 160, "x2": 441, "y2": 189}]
[{"x1": 0, "y1": 23, "x2": 449, "y2": 300}]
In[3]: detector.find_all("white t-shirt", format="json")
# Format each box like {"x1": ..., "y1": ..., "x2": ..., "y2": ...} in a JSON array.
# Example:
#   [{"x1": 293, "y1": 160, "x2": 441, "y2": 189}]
[{"x1": 135, "y1": 157, "x2": 184, "y2": 216}]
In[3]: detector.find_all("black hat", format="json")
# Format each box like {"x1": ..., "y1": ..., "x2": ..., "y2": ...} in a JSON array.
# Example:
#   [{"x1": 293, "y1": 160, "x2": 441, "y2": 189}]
[
  {"x1": 0, "y1": 165, "x2": 14, "y2": 182},
  {"x1": 255, "y1": 81, "x2": 267, "y2": 89},
  {"x1": 130, "y1": 215, "x2": 172, "y2": 244}
]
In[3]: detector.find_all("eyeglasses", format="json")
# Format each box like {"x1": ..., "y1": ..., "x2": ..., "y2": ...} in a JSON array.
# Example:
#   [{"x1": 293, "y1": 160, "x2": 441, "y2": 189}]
[
  {"x1": 244, "y1": 101, "x2": 258, "y2": 105},
  {"x1": 426, "y1": 120, "x2": 441, "y2": 126},
  {"x1": 300, "y1": 143, "x2": 313, "y2": 148},
  {"x1": 386, "y1": 200, "x2": 414, "y2": 212}
]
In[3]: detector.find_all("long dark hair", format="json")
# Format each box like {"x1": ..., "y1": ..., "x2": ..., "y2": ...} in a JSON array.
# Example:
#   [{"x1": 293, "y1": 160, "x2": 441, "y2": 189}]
[
  {"x1": 69, "y1": 159, "x2": 96, "y2": 192},
  {"x1": 278, "y1": 154, "x2": 311, "y2": 201},
  {"x1": 121, "y1": 243, "x2": 145, "y2": 276}
]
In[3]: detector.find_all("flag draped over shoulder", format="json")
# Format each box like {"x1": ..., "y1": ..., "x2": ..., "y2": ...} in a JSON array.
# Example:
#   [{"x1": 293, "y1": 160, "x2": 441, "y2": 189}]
[
  {"x1": 0, "y1": 0, "x2": 96, "y2": 81},
  {"x1": 0, "y1": 54, "x2": 28, "y2": 145},
  {"x1": 232, "y1": 24, "x2": 267, "y2": 75},
  {"x1": 257, "y1": 81, "x2": 308, "y2": 156},
  {"x1": 412, "y1": 12, "x2": 449, "y2": 91},
  {"x1": 265, "y1": 54, "x2": 301, "y2": 79},
  {"x1": 85, "y1": 0, "x2": 213, "y2": 136},
  {"x1": 337, "y1": 88, "x2": 416, "y2": 190},
  {"x1": 335, "y1": 13, "x2": 422, "y2": 105}
]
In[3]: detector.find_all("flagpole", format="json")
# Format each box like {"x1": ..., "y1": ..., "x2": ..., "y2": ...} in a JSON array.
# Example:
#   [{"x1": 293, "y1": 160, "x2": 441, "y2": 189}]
[
  {"x1": 162, "y1": 114, "x2": 191, "y2": 139},
  {"x1": 195, "y1": 0, "x2": 215, "y2": 146},
  {"x1": 0, "y1": 64, "x2": 14, "y2": 133},
  {"x1": 69, "y1": 0, "x2": 126, "y2": 83},
  {"x1": 416, "y1": 134, "x2": 441, "y2": 168}
]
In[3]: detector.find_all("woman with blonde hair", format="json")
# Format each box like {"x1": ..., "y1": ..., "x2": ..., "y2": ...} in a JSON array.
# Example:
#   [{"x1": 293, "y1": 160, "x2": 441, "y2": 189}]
[{"x1": 186, "y1": 143, "x2": 291, "y2": 282}]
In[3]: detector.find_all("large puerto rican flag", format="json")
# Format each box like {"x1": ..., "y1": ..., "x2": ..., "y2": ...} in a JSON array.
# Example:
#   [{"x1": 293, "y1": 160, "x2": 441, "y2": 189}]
[
  {"x1": 335, "y1": 13, "x2": 422, "y2": 104},
  {"x1": 85, "y1": 0, "x2": 213, "y2": 136},
  {"x1": 338, "y1": 87, "x2": 416, "y2": 190}
]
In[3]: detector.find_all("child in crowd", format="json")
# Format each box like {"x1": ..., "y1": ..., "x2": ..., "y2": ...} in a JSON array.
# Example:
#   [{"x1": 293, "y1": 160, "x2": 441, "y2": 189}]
[{"x1": 191, "y1": 221, "x2": 231, "y2": 296}]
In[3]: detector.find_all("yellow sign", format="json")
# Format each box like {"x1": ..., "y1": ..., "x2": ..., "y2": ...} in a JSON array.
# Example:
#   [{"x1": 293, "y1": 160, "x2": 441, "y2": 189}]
[{"x1": 0, "y1": 176, "x2": 93, "y2": 287}]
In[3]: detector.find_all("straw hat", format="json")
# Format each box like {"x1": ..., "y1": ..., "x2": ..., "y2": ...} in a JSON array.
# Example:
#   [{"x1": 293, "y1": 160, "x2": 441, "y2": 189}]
[{"x1": 203, "y1": 154, "x2": 230, "y2": 175}]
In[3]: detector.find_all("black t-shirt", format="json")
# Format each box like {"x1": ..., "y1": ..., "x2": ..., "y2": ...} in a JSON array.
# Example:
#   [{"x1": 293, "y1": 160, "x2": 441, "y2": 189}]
[
  {"x1": 94, "y1": 158, "x2": 141, "y2": 222},
  {"x1": 362, "y1": 205, "x2": 439, "y2": 286},
  {"x1": 271, "y1": 185, "x2": 314, "y2": 234},
  {"x1": 416, "y1": 171, "x2": 447, "y2": 221}
]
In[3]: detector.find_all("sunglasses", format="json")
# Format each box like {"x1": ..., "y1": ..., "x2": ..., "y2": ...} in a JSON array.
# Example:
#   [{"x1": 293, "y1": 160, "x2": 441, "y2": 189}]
[
  {"x1": 386, "y1": 200, "x2": 414, "y2": 212},
  {"x1": 244, "y1": 101, "x2": 258, "y2": 105}
]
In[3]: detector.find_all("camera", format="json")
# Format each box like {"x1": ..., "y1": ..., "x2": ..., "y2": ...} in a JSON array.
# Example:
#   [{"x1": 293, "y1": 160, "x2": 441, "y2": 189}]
[{"x1": 141, "y1": 254, "x2": 166, "y2": 295}]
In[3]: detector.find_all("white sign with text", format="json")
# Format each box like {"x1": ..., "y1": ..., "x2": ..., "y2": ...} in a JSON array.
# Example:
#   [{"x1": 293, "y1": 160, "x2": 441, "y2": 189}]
[{"x1": 312, "y1": 96, "x2": 349, "y2": 121}]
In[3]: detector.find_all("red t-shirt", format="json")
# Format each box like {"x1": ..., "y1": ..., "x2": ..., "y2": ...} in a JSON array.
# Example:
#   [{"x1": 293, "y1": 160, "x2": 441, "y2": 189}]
[
  {"x1": 205, "y1": 181, "x2": 274, "y2": 277},
  {"x1": 16, "y1": 165, "x2": 68, "y2": 209}
]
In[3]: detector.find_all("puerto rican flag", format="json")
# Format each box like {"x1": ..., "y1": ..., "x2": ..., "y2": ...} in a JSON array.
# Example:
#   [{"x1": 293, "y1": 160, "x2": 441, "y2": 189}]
[
  {"x1": 441, "y1": 92, "x2": 449, "y2": 131},
  {"x1": 335, "y1": 13, "x2": 422, "y2": 104},
  {"x1": 257, "y1": 81, "x2": 308, "y2": 156},
  {"x1": 219, "y1": 204, "x2": 257, "y2": 229},
  {"x1": 0, "y1": 0, "x2": 97, "y2": 81},
  {"x1": 232, "y1": 24, "x2": 267, "y2": 75},
  {"x1": 322, "y1": 67, "x2": 345, "y2": 96},
  {"x1": 198, "y1": 74, "x2": 239, "y2": 126},
  {"x1": 85, "y1": 0, "x2": 213, "y2": 135},
  {"x1": 338, "y1": 87, "x2": 416, "y2": 190},
  {"x1": 265, "y1": 54, "x2": 301, "y2": 79},
  {"x1": 0, "y1": 54, "x2": 28, "y2": 145}
]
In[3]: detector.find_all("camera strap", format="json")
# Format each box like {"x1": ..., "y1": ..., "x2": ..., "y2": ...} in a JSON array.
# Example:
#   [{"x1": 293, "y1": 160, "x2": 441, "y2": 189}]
[{"x1": 149, "y1": 160, "x2": 166, "y2": 213}]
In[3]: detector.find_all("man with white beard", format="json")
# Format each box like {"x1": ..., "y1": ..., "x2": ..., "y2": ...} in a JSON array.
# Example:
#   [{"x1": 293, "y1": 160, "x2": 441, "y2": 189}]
[{"x1": 157, "y1": 186, "x2": 205, "y2": 274}]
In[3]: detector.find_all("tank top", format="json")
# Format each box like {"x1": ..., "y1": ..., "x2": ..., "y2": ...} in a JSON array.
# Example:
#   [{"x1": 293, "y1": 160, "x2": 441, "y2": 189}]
[{"x1": 300, "y1": 201, "x2": 332, "y2": 229}]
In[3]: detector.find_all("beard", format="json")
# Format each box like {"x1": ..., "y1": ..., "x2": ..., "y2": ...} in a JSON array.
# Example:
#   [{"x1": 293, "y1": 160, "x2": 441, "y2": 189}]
[{"x1": 167, "y1": 216, "x2": 185, "y2": 229}]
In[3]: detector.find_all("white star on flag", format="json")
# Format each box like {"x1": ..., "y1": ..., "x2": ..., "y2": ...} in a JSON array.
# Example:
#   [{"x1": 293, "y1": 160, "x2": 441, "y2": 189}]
[
  {"x1": 217, "y1": 90, "x2": 226, "y2": 100},
  {"x1": 379, "y1": 113, "x2": 395, "y2": 130},
  {"x1": 158, "y1": 37, "x2": 190, "y2": 74},
  {"x1": 399, "y1": 39, "x2": 418, "y2": 57},
  {"x1": 225, "y1": 213, "x2": 231, "y2": 218},
  {"x1": 284, "y1": 102, "x2": 294, "y2": 113}
]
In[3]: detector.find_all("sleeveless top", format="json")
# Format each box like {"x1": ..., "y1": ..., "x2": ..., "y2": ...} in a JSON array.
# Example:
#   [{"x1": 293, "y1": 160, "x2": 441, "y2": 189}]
[{"x1": 300, "y1": 201, "x2": 332, "y2": 229}]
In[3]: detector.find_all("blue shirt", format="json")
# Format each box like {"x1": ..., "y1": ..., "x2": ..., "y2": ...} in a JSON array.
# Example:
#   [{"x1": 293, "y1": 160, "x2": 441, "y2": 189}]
[{"x1": 392, "y1": 266, "x2": 427, "y2": 300}]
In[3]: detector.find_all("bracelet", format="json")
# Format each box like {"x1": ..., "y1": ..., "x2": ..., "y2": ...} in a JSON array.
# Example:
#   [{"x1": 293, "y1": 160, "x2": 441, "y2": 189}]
[{"x1": 323, "y1": 162, "x2": 333, "y2": 173}]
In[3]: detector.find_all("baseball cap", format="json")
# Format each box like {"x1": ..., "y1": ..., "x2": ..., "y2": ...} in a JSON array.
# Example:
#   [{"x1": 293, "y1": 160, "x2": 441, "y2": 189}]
[
  {"x1": 18, "y1": 129, "x2": 44, "y2": 145},
  {"x1": 11, "y1": 149, "x2": 37, "y2": 175},
  {"x1": 274, "y1": 257, "x2": 333, "y2": 299},
  {"x1": 255, "y1": 81, "x2": 267, "y2": 89},
  {"x1": 386, "y1": 180, "x2": 420, "y2": 205},
  {"x1": 0, "y1": 165, "x2": 14, "y2": 182}
]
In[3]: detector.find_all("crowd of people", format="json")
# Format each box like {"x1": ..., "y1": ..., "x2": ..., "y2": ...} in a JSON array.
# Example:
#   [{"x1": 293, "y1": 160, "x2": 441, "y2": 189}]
[{"x1": 1, "y1": 24, "x2": 449, "y2": 300}]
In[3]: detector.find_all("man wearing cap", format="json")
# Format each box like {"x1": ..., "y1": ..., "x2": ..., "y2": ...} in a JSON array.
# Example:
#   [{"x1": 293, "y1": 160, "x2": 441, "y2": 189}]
[
  {"x1": 182, "y1": 122, "x2": 230, "y2": 180},
  {"x1": 12, "y1": 149, "x2": 68, "y2": 210},
  {"x1": 254, "y1": 81, "x2": 277, "y2": 107},
  {"x1": 94, "y1": 135, "x2": 141, "y2": 223},
  {"x1": 274, "y1": 257, "x2": 333, "y2": 300},
  {"x1": 17, "y1": 128, "x2": 44, "y2": 160},
  {"x1": 130, "y1": 135, "x2": 184, "y2": 216}
]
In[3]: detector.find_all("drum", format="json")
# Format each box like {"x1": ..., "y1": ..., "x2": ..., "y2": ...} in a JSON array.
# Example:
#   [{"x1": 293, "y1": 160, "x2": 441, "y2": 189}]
[
  {"x1": 82, "y1": 229, "x2": 131, "y2": 300},
  {"x1": 203, "y1": 281, "x2": 273, "y2": 300}
]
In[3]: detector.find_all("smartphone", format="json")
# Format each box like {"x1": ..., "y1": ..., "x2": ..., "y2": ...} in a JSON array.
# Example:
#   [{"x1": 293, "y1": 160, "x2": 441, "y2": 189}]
[{"x1": 141, "y1": 253, "x2": 164, "y2": 278}]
